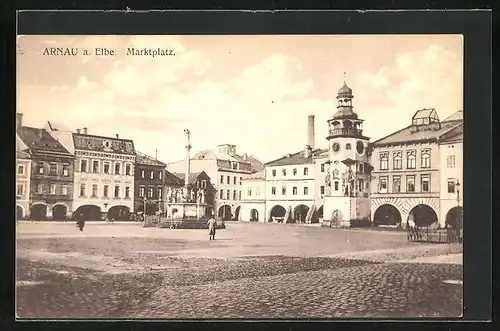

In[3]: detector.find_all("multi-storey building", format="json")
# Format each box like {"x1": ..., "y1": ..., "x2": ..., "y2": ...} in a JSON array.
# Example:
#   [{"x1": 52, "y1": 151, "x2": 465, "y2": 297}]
[
  {"x1": 47, "y1": 125, "x2": 136, "y2": 220},
  {"x1": 439, "y1": 112, "x2": 463, "y2": 228},
  {"x1": 16, "y1": 148, "x2": 32, "y2": 220},
  {"x1": 239, "y1": 170, "x2": 266, "y2": 222},
  {"x1": 172, "y1": 171, "x2": 217, "y2": 216},
  {"x1": 167, "y1": 145, "x2": 263, "y2": 220},
  {"x1": 17, "y1": 114, "x2": 75, "y2": 220},
  {"x1": 370, "y1": 109, "x2": 463, "y2": 228},
  {"x1": 134, "y1": 151, "x2": 170, "y2": 215},
  {"x1": 264, "y1": 147, "x2": 326, "y2": 223}
]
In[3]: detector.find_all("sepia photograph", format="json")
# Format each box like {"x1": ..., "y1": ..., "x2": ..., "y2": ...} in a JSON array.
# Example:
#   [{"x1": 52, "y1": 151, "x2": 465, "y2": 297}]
[{"x1": 16, "y1": 33, "x2": 464, "y2": 319}]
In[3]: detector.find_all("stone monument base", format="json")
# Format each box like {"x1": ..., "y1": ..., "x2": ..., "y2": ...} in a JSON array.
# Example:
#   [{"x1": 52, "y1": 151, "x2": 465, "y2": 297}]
[
  {"x1": 165, "y1": 203, "x2": 207, "y2": 219},
  {"x1": 323, "y1": 196, "x2": 371, "y2": 228}
]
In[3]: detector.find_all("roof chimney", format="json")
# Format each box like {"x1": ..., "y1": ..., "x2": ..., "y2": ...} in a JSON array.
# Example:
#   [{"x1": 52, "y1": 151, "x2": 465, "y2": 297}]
[
  {"x1": 83, "y1": 127, "x2": 88, "y2": 135},
  {"x1": 76, "y1": 128, "x2": 81, "y2": 134},
  {"x1": 243, "y1": 153, "x2": 248, "y2": 161},
  {"x1": 16, "y1": 113, "x2": 23, "y2": 130},
  {"x1": 307, "y1": 115, "x2": 315, "y2": 149},
  {"x1": 116, "y1": 133, "x2": 119, "y2": 138}
]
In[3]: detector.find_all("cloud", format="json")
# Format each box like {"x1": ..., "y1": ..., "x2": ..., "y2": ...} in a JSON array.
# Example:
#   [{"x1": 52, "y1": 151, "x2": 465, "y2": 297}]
[{"x1": 76, "y1": 76, "x2": 98, "y2": 90}]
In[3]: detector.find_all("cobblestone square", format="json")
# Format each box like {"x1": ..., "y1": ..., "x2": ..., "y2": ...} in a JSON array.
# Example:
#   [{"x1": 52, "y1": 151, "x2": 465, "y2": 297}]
[{"x1": 16, "y1": 222, "x2": 463, "y2": 319}]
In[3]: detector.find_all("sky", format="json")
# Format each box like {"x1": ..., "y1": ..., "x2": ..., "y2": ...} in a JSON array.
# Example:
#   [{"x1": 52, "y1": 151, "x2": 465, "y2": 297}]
[{"x1": 17, "y1": 34, "x2": 463, "y2": 164}]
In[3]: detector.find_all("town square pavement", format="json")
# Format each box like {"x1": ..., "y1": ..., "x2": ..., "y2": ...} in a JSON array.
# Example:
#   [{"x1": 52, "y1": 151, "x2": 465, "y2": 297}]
[{"x1": 16, "y1": 221, "x2": 463, "y2": 319}]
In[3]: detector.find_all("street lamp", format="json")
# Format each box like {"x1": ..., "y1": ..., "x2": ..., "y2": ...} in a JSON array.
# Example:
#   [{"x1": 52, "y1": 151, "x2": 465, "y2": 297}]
[
  {"x1": 456, "y1": 179, "x2": 462, "y2": 242},
  {"x1": 143, "y1": 196, "x2": 147, "y2": 219}
]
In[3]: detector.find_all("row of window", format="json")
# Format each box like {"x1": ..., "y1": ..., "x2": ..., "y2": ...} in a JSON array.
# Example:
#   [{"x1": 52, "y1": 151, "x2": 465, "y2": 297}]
[
  {"x1": 31, "y1": 183, "x2": 70, "y2": 196},
  {"x1": 79, "y1": 184, "x2": 131, "y2": 199},
  {"x1": 26, "y1": 163, "x2": 71, "y2": 177},
  {"x1": 220, "y1": 175, "x2": 243, "y2": 185},
  {"x1": 246, "y1": 186, "x2": 262, "y2": 196},
  {"x1": 137, "y1": 186, "x2": 163, "y2": 199},
  {"x1": 271, "y1": 186, "x2": 310, "y2": 196},
  {"x1": 378, "y1": 174, "x2": 430, "y2": 193},
  {"x1": 79, "y1": 159, "x2": 133, "y2": 176},
  {"x1": 139, "y1": 169, "x2": 163, "y2": 180},
  {"x1": 379, "y1": 149, "x2": 431, "y2": 171},
  {"x1": 219, "y1": 189, "x2": 242, "y2": 201},
  {"x1": 271, "y1": 167, "x2": 310, "y2": 177}
]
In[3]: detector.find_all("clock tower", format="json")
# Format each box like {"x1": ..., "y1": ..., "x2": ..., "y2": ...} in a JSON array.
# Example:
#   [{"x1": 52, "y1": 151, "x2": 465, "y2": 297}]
[{"x1": 323, "y1": 76, "x2": 372, "y2": 227}]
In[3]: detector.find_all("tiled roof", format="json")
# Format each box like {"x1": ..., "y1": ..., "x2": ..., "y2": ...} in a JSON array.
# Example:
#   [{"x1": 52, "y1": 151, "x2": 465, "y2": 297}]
[
  {"x1": 136, "y1": 151, "x2": 166, "y2": 167},
  {"x1": 443, "y1": 110, "x2": 463, "y2": 122},
  {"x1": 265, "y1": 148, "x2": 327, "y2": 167},
  {"x1": 193, "y1": 149, "x2": 249, "y2": 163},
  {"x1": 173, "y1": 172, "x2": 202, "y2": 185},
  {"x1": 164, "y1": 170, "x2": 184, "y2": 186},
  {"x1": 246, "y1": 154, "x2": 264, "y2": 173},
  {"x1": 73, "y1": 133, "x2": 135, "y2": 155},
  {"x1": 372, "y1": 120, "x2": 463, "y2": 147},
  {"x1": 16, "y1": 150, "x2": 31, "y2": 159},
  {"x1": 440, "y1": 124, "x2": 463, "y2": 143},
  {"x1": 17, "y1": 127, "x2": 72, "y2": 156},
  {"x1": 242, "y1": 169, "x2": 265, "y2": 180}
]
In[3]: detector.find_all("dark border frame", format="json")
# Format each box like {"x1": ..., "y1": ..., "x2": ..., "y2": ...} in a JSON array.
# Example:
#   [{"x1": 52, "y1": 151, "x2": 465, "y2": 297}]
[{"x1": 4, "y1": 8, "x2": 492, "y2": 330}]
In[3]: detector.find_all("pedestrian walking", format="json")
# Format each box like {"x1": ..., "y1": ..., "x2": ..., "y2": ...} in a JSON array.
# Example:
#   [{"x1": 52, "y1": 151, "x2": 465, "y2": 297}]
[
  {"x1": 207, "y1": 216, "x2": 217, "y2": 240},
  {"x1": 76, "y1": 218, "x2": 85, "y2": 232}
]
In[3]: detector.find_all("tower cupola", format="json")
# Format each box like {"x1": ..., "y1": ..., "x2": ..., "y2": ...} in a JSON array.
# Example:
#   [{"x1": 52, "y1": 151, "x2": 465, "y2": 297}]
[{"x1": 333, "y1": 73, "x2": 358, "y2": 120}]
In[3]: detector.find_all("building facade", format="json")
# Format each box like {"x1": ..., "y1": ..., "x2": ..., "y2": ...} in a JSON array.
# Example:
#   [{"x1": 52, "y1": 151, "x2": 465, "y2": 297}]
[
  {"x1": 48, "y1": 126, "x2": 137, "y2": 221},
  {"x1": 439, "y1": 120, "x2": 463, "y2": 228},
  {"x1": 17, "y1": 116, "x2": 75, "y2": 220},
  {"x1": 167, "y1": 144, "x2": 263, "y2": 220},
  {"x1": 134, "y1": 151, "x2": 169, "y2": 216},
  {"x1": 370, "y1": 109, "x2": 463, "y2": 228},
  {"x1": 239, "y1": 170, "x2": 266, "y2": 222},
  {"x1": 16, "y1": 149, "x2": 32, "y2": 219}
]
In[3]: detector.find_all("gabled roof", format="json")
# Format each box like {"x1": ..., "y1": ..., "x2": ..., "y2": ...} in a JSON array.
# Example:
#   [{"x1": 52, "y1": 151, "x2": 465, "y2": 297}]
[
  {"x1": 246, "y1": 154, "x2": 264, "y2": 173},
  {"x1": 73, "y1": 133, "x2": 135, "y2": 155},
  {"x1": 192, "y1": 149, "x2": 250, "y2": 163},
  {"x1": 173, "y1": 171, "x2": 208, "y2": 185},
  {"x1": 265, "y1": 148, "x2": 327, "y2": 167},
  {"x1": 372, "y1": 120, "x2": 463, "y2": 147},
  {"x1": 443, "y1": 110, "x2": 463, "y2": 122},
  {"x1": 16, "y1": 150, "x2": 31, "y2": 159},
  {"x1": 412, "y1": 108, "x2": 438, "y2": 120},
  {"x1": 164, "y1": 170, "x2": 184, "y2": 186},
  {"x1": 136, "y1": 151, "x2": 166, "y2": 167},
  {"x1": 17, "y1": 127, "x2": 73, "y2": 157}
]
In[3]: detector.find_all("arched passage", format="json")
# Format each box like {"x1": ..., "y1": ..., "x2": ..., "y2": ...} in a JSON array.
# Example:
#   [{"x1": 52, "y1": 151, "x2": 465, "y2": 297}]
[
  {"x1": 330, "y1": 210, "x2": 343, "y2": 227},
  {"x1": 408, "y1": 204, "x2": 438, "y2": 227},
  {"x1": 293, "y1": 204, "x2": 309, "y2": 223},
  {"x1": 74, "y1": 205, "x2": 102, "y2": 221},
  {"x1": 311, "y1": 205, "x2": 323, "y2": 223},
  {"x1": 373, "y1": 204, "x2": 402, "y2": 226},
  {"x1": 234, "y1": 206, "x2": 241, "y2": 221},
  {"x1": 16, "y1": 206, "x2": 24, "y2": 220},
  {"x1": 269, "y1": 205, "x2": 286, "y2": 222},
  {"x1": 52, "y1": 204, "x2": 68, "y2": 220},
  {"x1": 250, "y1": 209, "x2": 259, "y2": 222},
  {"x1": 30, "y1": 204, "x2": 47, "y2": 221},
  {"x1": 108, "y1": 205, "x2": 131, "y2": 221},
  {"x1": 445, "y1": 206, "x2": 463, "y2": 228},
  {"x1": 218, "y1": 205, "x2": 232, "y2": 221}
]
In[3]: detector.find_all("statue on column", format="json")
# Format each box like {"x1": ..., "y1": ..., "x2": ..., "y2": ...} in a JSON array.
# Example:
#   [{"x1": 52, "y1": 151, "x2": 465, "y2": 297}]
[
  {"x1": 190, "y1": 188, "x2": 195, "y2": 203},
  {"x1": 201, "y1": 189, "x2": 205, "y2": 204},
  {"x1": 197, "y1": 188, "x2": 203, "y2": 203}
]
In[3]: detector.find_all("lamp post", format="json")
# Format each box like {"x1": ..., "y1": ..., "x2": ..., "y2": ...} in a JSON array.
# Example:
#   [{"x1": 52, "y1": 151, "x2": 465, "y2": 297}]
[
  {"x1": 143, "y1": 196, "x2": 147, "y2": 219},
  {"x1": 456, "y1": 179, "x2": 461, "y2": 242}
]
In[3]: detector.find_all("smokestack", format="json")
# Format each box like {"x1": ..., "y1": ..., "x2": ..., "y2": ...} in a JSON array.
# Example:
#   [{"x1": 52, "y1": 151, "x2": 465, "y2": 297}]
[
  {"x1": 76, "y1": 128, "x2": 81, "y2": 134},
  {"x1": 16, "y1": 113, "x2": 23, "y2": 130},
  {"x1": 83, "y1": 127, "x2": 88, "y2": 135},
  {"x1": 307, "y1": 115, "x2": 315, "y2": 149}
]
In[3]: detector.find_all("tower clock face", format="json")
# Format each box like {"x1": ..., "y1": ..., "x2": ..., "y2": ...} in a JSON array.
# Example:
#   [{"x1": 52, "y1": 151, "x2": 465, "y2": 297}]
[
  {"x1": 332, "y1": 142, "x2": 340, "y2": 152},
  {"x1": 356, "y1": 141, "x2": 365, "y2": 155}
]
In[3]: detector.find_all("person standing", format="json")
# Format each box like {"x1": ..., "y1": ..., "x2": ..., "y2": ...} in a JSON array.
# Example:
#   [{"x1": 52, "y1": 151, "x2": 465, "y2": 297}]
[
  {"x1": 76, "y1": 217, "x2": 85, "y2": 232},
  {"x1": 207, "y1": 216, "x2": 216, "y2": 240}
]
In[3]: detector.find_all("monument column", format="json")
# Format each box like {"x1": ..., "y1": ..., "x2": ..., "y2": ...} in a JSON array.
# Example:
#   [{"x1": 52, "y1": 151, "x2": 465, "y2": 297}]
[{"x1": 184, "y1": 129, "x2": 191, "y2": 192}]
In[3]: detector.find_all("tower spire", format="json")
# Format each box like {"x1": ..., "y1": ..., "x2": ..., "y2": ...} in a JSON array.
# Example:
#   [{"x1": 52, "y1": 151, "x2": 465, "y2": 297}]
[{"x1": 343, "y1": 71, "x2": 347, "y2": 84}]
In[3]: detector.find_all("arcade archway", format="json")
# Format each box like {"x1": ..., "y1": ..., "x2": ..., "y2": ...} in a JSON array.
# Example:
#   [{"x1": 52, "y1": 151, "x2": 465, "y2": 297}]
[
  {"x1": 373, "y1": 204, "x2": 402, "y2": 226},
  {"x1": 293, "y1": 204, "x2": 309, "y2": 223},
  {"x1": 269, "y1": 205, "x2": 286, "y2": 222},
  {"x1": 250, "y1": 209, "x2": 259, "y2": 222},
  {"x1": 218, "y1": 205, "x2": 232, "y2": 221},
  {"x1": 408, "y1": 204, "x2": 438, "y2": 227},
  {"x1": 52, "y1": 204, "x2": 68, "y2": 220},
  {"x1": 330, "y1": 210, "x2": 342, "y2": 227},
  {"x1": 234, "y1": 206, "x2": 241, "y2": 221},
  {"x1": 16, "y1": 206, "x2": 24, "y2": 220},
  {"x1": 108, "y1": 206, "x2": 131, "y2": 221},
  {"x1": 74, "y1": 205, "x2": 102, "y2": 221},
  {"x1": 445, "y1": 206, "x2": 463, "y2": 228},
  {"x1": 311, "y1": 205, "x2": 323, "y2": 223},
  {"x1": 30, "y1": 204, "x2": 47, "y2": 221}
]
